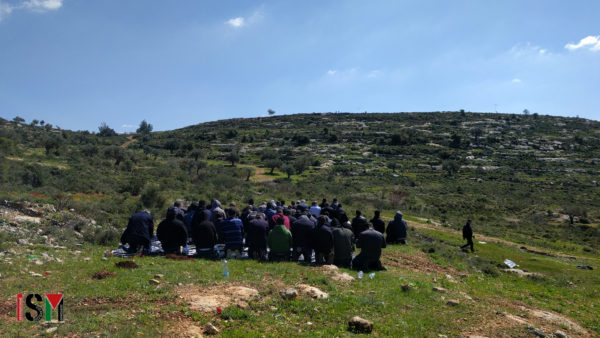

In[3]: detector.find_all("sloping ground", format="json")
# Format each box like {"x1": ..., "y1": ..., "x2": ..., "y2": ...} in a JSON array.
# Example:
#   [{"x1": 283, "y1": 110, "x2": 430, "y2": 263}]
[
  {"x1": 0, "y1": 205, "x2": 597, "y2": 336},
  {"x1": 406, "y1": 219, "x2": 597, "y2": 262}
]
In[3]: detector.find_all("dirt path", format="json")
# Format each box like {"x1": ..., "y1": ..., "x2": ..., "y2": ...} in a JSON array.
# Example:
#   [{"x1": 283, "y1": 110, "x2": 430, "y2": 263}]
[
  {"x1": 251, "y1": 166, "x2": 275, "y2": 182},
  {"x1": 120, "y1": 135, "x2": 136, "y2": 148},
  {"x1": 404, "y1": 218, "x2": 597, "y2": 262}
]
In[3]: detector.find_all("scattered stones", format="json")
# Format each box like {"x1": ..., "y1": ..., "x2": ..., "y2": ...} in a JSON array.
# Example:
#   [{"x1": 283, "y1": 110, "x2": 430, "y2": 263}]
[
  {"x1": 445, "y1": 274, "x2": 458, "y2": 283},
  {"x1": 154, "y1": 274, "x2": 164, "y2": 279},
  {"x1": 348, "y1": 316, "x2": 373, "y2": 334},
  {"x1": 149, "y1": 279, "x2": 160, "y2": 285},
  {"x1": 279, "y1": 288, "x2": 298, "y2": 300},
  {"x1": 527, "y1": 326, "x2": 546, "y2": 337},
  {"x1": 83, "y1": 257, "x2": 91, "y2": 262},
  {"x1": 17, "y1": 239, "x2": 29, "y2": 246},
  {"x1": 529, "y1": 309, "x2": 585, "y2": 334},
  {"x1": 30, "y1": 271, "x2": 43, "y2": 277},
  {"x1": 296, "y1": 284, "x2": 328, "y2": 299},
  {"x1": 115, "y1": 261, "x2": 138, "y2": 269},
  {"x1": 91, "y1": 270, "x2": 116, "y2": 280},
  {"x1": 504, "y1": 268, "x2": 542, "y2": 278},
  {"x1": 553, "y1": 330, "x2": 568, "y2": 338},
  {"x1": 432, "y1": 287, "x2": 447, "y2": 293},
  {"x1": 204, "y1": 323, "x2": 220, "y2": 335},
  {"x1": 101, "y1": 257, "x2": 107, "y2": 261},
  {"x1": 446, "y1": 299, "x2": 460, "y2": 306},
  {"x1": 46, "y1": 327, "x2": 58, "y2": 334}
]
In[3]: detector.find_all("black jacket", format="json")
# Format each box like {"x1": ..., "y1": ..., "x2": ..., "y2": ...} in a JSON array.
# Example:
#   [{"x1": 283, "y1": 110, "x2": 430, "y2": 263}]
[
  {"x1": 386, "y1": 214, "x2": 408, "y2": 242},
  {"x1": 246, "y1": 218, "x2": 269, "y2": 249},
  {"x1": 351, "y1": 216, "x2": 369, "y2": 238},
  {"x1": 157, "y1": 218, "x2": 188, "y2": 252},
  {"x1": 357, "y1": 228, "x2": 386, "y2": 261},
  {"x1": 370, "y1": 216, "x2": 386, "y2": 234},
  {"x1": 462, "y1": 222, "x2": 473, "y2": 240},
  {"x1": 314, "y1": 224, "x2": 334, "y2": 253},
  {"x1": 121, "y1": 211, "x2": 154, "y2": 243},
  {"x1": 291, "y1": 215, "x2": 315, "y2": 248},
  {"x1": 191, "y1": 220, "x2": 217, "y2": 249}
]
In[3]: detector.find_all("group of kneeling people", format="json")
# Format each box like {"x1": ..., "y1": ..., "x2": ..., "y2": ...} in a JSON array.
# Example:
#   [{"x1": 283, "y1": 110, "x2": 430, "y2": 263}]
[{"x1": 120, "y1": 198, "x2": 408, "y2": 271}]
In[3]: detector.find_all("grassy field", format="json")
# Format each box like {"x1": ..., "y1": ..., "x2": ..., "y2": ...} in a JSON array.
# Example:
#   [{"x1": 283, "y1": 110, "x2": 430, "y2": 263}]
[{"x1": 1, "y1": 220, "x2": 597, "y2": 337}]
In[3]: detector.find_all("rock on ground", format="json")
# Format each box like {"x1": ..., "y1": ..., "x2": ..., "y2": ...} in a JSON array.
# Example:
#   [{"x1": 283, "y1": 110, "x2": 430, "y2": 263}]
[
  {"x1": 528, "y1": 326, "x2": 546, "y2": 337},
  {"x1": 553, "y1": 330, "x2": 568, "y2": 338},
  {"x1": 279, "y1": 288, "x2": 298, "y2": 300},
  {"x1": 296, "y1": 284, "x2": 328, "y2": 299},
  {"x1": 348, "y1": 316, "x2": 373, "y2": 333},
  {"x1": 204, "y1": 323, "x2": 220, "y2": 335},
  {"x1": 446, "y1": 299, "x2": 460, "y2": 306},
  {"x1": 180, "y1": 285, "x2": 259, "y2": 313},
  {"x1": 433, "y1": 287, "x2": 447, "y2": 293},
  {"x1": 529, "y1": 310, "x2": 585, "y2": 334}
]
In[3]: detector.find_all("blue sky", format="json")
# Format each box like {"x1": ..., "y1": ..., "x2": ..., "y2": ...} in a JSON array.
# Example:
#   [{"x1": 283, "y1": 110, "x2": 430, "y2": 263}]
[{"x1": 1, "y1": 0, "x2": 599, "y2": 132}]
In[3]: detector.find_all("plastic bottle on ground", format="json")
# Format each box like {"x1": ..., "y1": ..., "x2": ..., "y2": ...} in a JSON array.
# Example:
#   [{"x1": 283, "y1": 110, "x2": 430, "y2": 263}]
[
  {"x1": 358, "y1": 270, "x2": 363, "y2": 279},
  {"x1": 222, "y1": 259, "x2": 229, "y2": 278}
]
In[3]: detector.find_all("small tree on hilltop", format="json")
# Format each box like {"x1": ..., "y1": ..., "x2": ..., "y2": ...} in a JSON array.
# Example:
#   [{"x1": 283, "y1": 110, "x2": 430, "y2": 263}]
[
  {"x1": 136, "y1": 120, "x2": 153, "y2": 134},
  {"x1": 98, "y1": 122, "x2": 117, "y2": 137},
  {"x1": 268, "y1": 109, "x2": 276, "y2": 116}
]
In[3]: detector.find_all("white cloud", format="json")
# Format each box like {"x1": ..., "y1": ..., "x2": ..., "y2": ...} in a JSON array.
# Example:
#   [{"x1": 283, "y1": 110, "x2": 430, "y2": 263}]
[
  {"x1": 565, "y1": 35, "x2": 600, "y2": 52},
  {"x1": 225, "y1": 6, "x2": 264, "y2": 29},
  {"x1": 226, "y1": 17, "x2": 244, "y2": 28},
  {"x1": 23, "y1": 0, "x2": 62, "y2": 11},
  {"x1": 327, "y1": 70, "x2": 337, "y2": 75},
  {"x1": 121, "y1": 124, "x2": 136, "y2": 130},
  {"x1": 0, "y1": 0, "x2": 62, "y2": 21},
  {"x1": 0, "y1": 2, "x2": 14, "y2": 21},
  {"x1": 367, "y1": 70, "x2": 382, "y2": 78},
  {"x1": 512, "y1": 78, "x2": 522, "y2": 83}
]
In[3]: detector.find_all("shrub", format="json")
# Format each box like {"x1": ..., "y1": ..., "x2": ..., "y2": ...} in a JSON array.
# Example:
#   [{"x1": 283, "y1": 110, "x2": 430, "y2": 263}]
[{"x1": 140, "y1": 183, "x2": 167, "y2": 210}]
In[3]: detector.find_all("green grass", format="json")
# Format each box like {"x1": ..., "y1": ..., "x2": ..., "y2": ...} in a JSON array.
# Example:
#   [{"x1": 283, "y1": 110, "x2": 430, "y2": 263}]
[{"x1": 1, "y1": 224, "x2": 598, "y2": 336}]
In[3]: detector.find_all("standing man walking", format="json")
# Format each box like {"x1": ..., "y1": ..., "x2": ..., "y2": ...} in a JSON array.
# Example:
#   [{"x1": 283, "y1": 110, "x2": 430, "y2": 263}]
[{"x1": 460, "y1": 219, "x2": 474, "y2": 253}]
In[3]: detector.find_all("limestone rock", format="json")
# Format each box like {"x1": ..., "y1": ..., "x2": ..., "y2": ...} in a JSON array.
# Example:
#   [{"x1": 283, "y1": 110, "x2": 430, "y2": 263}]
[
  {"x1": 149, "y1": 279, "x2": 160, "y2": 285},
  {"x1": 348, "y1": 316, "x2": 373, "y2": 333},
  {"x1": 446, "y1": 299, "x2": 460, "y2": 306},
  {"x1": 433, "y1": 287, "x2": 447, "y2": 293},
  {"x1": 553, "y1": 330, "x2": 568, "y2": 338},
  {"x1": 204, "y1": 323, "x2": 219, "y2": 335},
  {"x1": 279, "y1": 288, "x2": 298, "y2": 300},
  {"x1": 528, "y1": 326, "x2": 546, "y2": 337}
]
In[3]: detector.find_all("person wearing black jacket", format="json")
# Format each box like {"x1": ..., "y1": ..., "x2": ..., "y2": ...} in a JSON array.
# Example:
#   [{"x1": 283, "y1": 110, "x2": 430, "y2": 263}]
[
  {"x1": 352, "y1": 225, "x2": 387, "y2": 271},
  {"x1": 351, "y1": 210, "x2": 369, "y2": 239},
  {"x1": 370, "y1": 210, "x2": 386, "y2": 234},
  {"x1": 386, "y1": 211, "x2": 408, "y2": 244},
  {"x1": 190, "y1": 207, "x2": 218, "y2": 259},
  {"x1": 121, "y1": 210, "x2": 154, "y2": 254},
  {"x1": 290, "y1": 214, "x2": 315, "y2": 262},
  {"x1": 314, "y1": 216, "x2": 334, "y2": 265},
  {"x1": 460, "y1": 219, "x2": 474, "y2": 253},
  {"x1": 334, "y1": 204, "x2": 349, "y2": 224},
  {"x1": 246, "y1": 212, "x2": 269, "y2": 261},
  {"x1": 157, "y1": 207, "x2": 188, "y2": 254}
]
